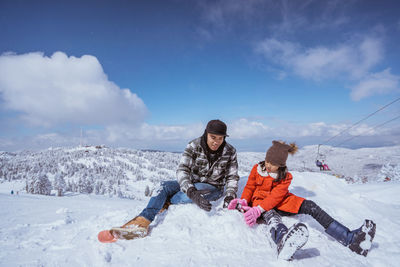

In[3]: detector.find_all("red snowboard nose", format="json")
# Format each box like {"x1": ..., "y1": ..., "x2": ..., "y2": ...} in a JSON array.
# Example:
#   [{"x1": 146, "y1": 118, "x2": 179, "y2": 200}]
[{"x1": 98, "y1": 230, "x2": 117, "y2": 243}]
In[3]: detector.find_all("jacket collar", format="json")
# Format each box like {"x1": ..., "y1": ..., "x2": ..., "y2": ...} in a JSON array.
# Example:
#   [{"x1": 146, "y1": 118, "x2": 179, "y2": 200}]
[{"x1": 257, "y1": 161, "x2": 277, "y2": 178}]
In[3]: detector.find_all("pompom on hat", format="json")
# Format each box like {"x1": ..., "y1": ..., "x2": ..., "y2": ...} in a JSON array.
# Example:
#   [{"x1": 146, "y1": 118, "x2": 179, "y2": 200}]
[{"x1": 265, "y1": 140, "x2": 298, "y2": 167}]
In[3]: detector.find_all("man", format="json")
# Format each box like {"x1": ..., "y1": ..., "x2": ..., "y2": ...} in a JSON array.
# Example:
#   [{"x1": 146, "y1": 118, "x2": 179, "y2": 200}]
[{"x1": 98, "y1": 119, "x2": 239, "y2": 242}]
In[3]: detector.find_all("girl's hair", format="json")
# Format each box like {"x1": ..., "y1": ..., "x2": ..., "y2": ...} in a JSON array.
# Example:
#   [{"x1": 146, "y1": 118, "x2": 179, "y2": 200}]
[
  {"x1": 275, "y1": 166, "x2": 288, "y2": 183},
  {"x1": 259, "y1": 161, "x2": 288, "y2": 182}
]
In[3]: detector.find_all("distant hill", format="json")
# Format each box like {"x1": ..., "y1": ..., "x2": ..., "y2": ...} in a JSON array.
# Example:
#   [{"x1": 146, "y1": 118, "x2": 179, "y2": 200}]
[
  {"x1": 0, "y1": 145, "x2": 399, "y2": 197},
  {"x1": 287, "y1": 145, "x2": 400, "y2": 183}
]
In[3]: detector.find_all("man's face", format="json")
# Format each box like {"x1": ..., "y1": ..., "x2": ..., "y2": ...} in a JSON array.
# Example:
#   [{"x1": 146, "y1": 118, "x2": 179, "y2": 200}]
[{"x1": 206, "y1": 133, "x2": 224, "y2": 151}]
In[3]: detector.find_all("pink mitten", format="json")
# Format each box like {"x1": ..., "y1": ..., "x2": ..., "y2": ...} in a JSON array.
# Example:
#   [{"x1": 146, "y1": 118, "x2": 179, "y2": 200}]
[
  {"x1": 243, "y1": 206, "x2": 261, "y2": 226},
  {"x1": 227, "y1": 198, "x2": 248, "y2": 210}
]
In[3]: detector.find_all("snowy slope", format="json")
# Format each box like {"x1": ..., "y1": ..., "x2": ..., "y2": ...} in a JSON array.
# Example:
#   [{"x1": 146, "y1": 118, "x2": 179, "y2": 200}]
[
  {"x1": 288, "y1": 145, "x2": 400, "y2": 183},
  {"x1": 1, "y1": 172, "x2": 399, "y2": 267},
  {"x1": 1, "y1": 145, "x2": 399, "y2": 200}
]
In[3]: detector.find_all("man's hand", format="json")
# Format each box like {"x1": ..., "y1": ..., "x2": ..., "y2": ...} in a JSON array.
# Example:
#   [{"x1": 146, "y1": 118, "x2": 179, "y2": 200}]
[
  {"x1": 187, "y1": 187, "x2": 212, "y2": 211},
  {"x1": 223, "y1": 196, "x2": 234, "y2": 208}
]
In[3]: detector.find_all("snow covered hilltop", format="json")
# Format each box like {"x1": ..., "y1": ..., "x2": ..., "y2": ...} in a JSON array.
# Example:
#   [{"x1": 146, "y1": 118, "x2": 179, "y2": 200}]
[
  {"x1": 287, "y1": 145, "x2": 400, "y2": 183},
  {"x1": 1, "y1": 146, "x2": 181, "y2": 198},
  {"x1": 0, "y1": 145, "x2": 399, "y2": 198},
  {"x1": 0, "y1": 145, "x2": 400, "y2": 266}
]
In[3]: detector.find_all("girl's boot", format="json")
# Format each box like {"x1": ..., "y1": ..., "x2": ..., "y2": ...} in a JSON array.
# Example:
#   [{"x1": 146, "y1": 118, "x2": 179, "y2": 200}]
[
  {"x1": 325, "y1": 219, "x2": 376, "y2": 256},
  {"x1": 262, "y1": 210, "x2": 309, "y2": 260}
]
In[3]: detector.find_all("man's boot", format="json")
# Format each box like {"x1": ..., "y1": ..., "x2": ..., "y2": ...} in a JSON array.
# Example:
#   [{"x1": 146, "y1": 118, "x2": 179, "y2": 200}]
[{"x1": 111, "y1": 216, "x2": 151, "y2": 240}]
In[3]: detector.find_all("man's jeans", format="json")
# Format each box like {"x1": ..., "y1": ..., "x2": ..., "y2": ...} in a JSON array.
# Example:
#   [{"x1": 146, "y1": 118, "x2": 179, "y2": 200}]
[{"x1": 139, "y1": 181, "x2": 223, "y2": 221}]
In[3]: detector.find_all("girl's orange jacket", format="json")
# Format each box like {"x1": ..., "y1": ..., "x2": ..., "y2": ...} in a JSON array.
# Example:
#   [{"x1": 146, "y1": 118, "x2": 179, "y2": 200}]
[{"x1": 241, "y1": 163, "x2": 304, "y2": 213}]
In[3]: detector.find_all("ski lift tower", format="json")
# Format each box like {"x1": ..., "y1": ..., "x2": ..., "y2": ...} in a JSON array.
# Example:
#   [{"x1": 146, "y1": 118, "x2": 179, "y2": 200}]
[{"x1": 80, "y1": 127, "x2": 83, "y2": 147}]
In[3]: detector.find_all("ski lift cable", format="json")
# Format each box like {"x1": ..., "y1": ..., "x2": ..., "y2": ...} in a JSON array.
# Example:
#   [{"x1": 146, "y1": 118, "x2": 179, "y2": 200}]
[
  {"x1": 316, "y1": 114, "x2": 400, "y2": 162},
  {"x1": 320, "y1": 96, "x2": 400, "y2": 146},
  {"x1": 316, "y1": 96, "x2": 400, "y2": 161},
  {"x1": 334, "y1": 114, "x2": 400, "y2": 147}
]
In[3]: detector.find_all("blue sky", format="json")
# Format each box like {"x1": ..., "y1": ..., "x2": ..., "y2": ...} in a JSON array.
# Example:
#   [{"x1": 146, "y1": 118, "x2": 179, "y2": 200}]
[{"x1": 0, "y1": 0, "x2": 399, "y2": 152}]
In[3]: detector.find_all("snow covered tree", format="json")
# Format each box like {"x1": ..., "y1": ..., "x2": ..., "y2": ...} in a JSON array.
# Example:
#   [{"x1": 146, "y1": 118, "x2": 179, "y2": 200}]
[
  {"x1": 27, "y1": 173, "x2": 52, "y2": 195},
  {"x1": 95, "y1": 180, "x2": 105, "y2": 195},
  {"x1": 78, "y1": 175, "x2": 94, "y2": 194},
  {"x1": 54, "y1": 173, "x2": 66, "y2": 196},
  {"x1": 85, "y1": 176, "x2": 94, "y2": 194},
  {"x1": 78, "y1": 177, "x2": 87, "y2": 193}
]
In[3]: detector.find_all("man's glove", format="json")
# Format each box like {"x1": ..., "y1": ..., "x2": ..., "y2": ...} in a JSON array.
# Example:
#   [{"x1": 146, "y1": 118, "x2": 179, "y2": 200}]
[
  {"x1": 223, "y1": 196, "x2": 234, "y2": 208},
  {"x1": 187, "y1": 187, "x2": 212, "y2": 211}
]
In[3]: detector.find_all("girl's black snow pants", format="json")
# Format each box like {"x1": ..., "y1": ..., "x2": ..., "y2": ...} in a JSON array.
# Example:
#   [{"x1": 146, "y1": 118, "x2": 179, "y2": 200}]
[{"x1": 275, "y1": 199, "x2": 334, "y2": 229}]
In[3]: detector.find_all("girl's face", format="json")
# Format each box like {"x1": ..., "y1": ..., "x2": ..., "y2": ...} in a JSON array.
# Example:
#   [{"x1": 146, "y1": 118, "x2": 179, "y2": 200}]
[{"x1": 265, "y1": 161, "x2": 279, "y2": 173}]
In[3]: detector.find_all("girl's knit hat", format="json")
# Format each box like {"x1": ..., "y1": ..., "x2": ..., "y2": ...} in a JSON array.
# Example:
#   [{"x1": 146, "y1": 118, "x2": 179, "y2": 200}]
[{"x1": 265, "y1": 140, "x2": 298, "y2": 167}]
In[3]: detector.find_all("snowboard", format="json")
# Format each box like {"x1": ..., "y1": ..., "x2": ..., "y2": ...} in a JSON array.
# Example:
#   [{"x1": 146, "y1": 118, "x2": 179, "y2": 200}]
[
  {"x1": 277, "y1": 223, "x2": 309, "y2": 261},
  {"x1": 98, "y1": 226, "x2": 147, "y2": 243}
]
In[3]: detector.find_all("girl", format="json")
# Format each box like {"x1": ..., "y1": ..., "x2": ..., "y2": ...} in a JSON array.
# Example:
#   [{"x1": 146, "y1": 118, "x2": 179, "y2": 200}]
[{"x1": 228, "y1": 141, "x2": 376, "y2": 260}]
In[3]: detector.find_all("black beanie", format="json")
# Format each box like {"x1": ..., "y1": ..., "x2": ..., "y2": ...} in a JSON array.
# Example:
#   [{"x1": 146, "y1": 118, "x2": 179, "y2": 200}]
[{"x1": 206, "y1": 120, "x2": 229, "y2": 136}]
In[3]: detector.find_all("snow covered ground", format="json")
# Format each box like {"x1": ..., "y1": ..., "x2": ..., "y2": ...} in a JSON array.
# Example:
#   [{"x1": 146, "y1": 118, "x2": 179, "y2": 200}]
[
  {"x1": 287, "y1": 145, "x2": 400, "y2": 183},
  {"x1": 1, "y1": 171, "x2": 399, "y2": 266}
]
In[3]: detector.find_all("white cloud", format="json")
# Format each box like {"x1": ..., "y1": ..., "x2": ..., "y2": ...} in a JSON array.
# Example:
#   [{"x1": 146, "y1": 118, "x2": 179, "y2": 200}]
[
  {"x1": 198, "y1": 0, "x2": 264, "y2": 30},
  {"x1": 255, "y1": 38, "x2": 299, "y2": 64},
  {"x1": 229, "y1": 118, "x2": 271, "y2": 139},
  {"x1": 347, "y1": 124, "x2": 376, "y2": 136},
  {"x1": 227, "y1": 118, "x2": 399, "y2": 142},
  {"x1": 256, "y1": 36, "x2": 384, "y2": 81},
  {"x1": 350, "y1": 68, "x2": 400, "y2": 101},
  {"x1": 0, "y1": 51, "x2": 147, "y2": 127},
  {"x1": 196, "y1": 1, "x2": 396, "y2": 101},
  {"x1": 1, "y1": 117, "x2": 399, "y2": 151},
  {"x1": 254, "y1": 35, "x2": 400, "y2": 101},
  {"x1": 0, "y1": 138, "x2": 14, "y2": 148},
  {"x1": 105, "y1": 123, "x2": 204, "y2": 143},
  {"x1": 197, "y1": 0, "x2": 352, "y2": 37},
  {"x1": 297, "y1": 122, "x2": 330, "y2": 137}
]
